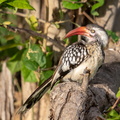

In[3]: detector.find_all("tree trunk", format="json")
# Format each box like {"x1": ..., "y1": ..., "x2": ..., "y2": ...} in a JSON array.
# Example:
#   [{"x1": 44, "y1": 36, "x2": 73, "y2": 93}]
[{"x1": 0, "y1": 62, "x2": 14, "y2": 120}]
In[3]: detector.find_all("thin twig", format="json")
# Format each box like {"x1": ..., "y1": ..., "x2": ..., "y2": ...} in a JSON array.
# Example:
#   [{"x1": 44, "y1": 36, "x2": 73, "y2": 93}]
[
  {"x1": 82, "y1": 11, "x2": 96, "y2": 24},
  {"x1": 111, "y1": 97, "x2": 120, "y2": 110},
  {"x1": 0, "y1": 10, "x2": 79, "y2": 27},
  {"x1": 0, "y1": 11, "x2": 46, "y2": 24},
  {"x1": 42, "y1": 67, "x2": 55, "y2": 71}
]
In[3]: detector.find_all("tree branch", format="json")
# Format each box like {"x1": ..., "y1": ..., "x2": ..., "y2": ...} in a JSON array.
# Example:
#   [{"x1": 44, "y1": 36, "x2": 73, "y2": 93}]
[{"x1": 0, "y1": 24, "x2": 65, "y2": 51}]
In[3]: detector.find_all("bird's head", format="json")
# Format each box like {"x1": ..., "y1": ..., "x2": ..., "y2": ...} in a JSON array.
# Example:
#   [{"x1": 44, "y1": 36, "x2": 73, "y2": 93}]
[{"x1": 65, "y1": 24, "x2": 108, "y2": 48}]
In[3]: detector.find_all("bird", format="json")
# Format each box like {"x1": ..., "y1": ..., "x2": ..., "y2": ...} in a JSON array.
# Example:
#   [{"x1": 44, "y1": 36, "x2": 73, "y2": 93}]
[{"x1": 18, "y1": 24, "x2": 108, "y2": 114}]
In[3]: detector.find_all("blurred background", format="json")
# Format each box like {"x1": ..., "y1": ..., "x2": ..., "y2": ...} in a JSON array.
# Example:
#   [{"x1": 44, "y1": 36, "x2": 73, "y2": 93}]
[{"x1": 0, "y1": 0, "x2": 120, "y2": 120}]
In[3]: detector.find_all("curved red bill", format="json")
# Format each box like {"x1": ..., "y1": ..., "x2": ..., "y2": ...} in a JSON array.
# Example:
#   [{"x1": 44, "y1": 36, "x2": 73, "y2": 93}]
[{"x1": 65, "y1": 26, "x2": 90, "y2": 38}]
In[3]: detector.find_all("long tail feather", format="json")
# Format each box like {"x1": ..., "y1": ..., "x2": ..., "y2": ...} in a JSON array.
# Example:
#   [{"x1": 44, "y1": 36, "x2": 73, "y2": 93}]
[{"x1": 17, "y1": 77, "x2": 52, "y2": 114}]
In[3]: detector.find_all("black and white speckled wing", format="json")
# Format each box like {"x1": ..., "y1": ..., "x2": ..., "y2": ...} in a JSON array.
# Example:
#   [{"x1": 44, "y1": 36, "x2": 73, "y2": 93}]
[
  {"x1": 51, "y1": 42, "x2": 89, "y2": 87},
  {"x1": 62, "y1": 42, "x2": 88, "y2": 71}
]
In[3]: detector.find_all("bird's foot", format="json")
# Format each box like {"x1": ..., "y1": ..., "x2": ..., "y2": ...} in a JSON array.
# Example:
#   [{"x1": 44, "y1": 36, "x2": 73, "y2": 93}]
[{"x1": 83, "y1": 67, "x2": 91, "y2": 75}]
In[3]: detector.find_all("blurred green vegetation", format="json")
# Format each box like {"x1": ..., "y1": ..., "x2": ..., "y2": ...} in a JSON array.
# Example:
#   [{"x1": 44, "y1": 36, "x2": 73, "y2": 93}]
[
  {"x1": 62, "y1": 0, "x2": 104, "y2": 16},
  {"x1": 0, "y1": 0, "x2": 34, "y2": 10},
  {"x1": 105, "y1": 89, "x2": 120, "y2": 120}
]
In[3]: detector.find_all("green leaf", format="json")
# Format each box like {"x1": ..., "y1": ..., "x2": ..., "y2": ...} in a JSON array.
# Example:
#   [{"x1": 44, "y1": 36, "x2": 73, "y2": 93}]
[
  {"x1": 116, "y1": 89, "x2": 120, "y2": 98},
  {"x1": 0, "y1": 0, "x2": 7, "y2": 4},
  {"x1": 62, "y1": 0, "x2": 83, "y2": 10},
  {"x1": 25, "y1": 15, "x2": 38, "y2": 30},
  {"x1": 46, "y1": 51, "x2": 53, "y2": 68},
  {"x1": 91, "y1": 0, "x2": 104, "y2": 16},
  {"x1": 106, "y1": 30, "x2": 119, "y2": 42},
  {"x1": 7, "y1": 0, "x2": 35, "y2": 10},
  {"x1": 91, "y1": 11, "x2": 99, "y2": 16},
  {"x1": 7, "y1": 49, "x2": 25, "y2": 73},
  {"x1": 21, "y1": 63, "x2": 38, "y2": 82},
  {"x1": 9, "y1": 49, "x2": 25, "y2": 61},
  {"x1": 40, "y1": 70, "x2": 54, "y2": 84},
  {"x1": 7, "y1": 60, "x2": 22, "y2": 73},
  {"x1": 108, "y1": 110, "x2": 118, "y2": 117},
  {"x1": 23, "y1": 60, "x2": 39, "y2": 71},
  {"x1": 54, "y1": 23, "x2": 60, "y2": 29},
  {"x1": 3, "y1": 21, "x2": 12, "y2": 25},
  {"x1": 22, "y1": 44, "x2": 46, "y2": 68}
]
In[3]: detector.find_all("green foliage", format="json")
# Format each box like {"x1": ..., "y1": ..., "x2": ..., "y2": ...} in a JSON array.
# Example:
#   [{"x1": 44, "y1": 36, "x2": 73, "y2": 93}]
[
  {"x1": 0, "y1": 43, "x2": 24, "y2": 51},
  {"x1": 106, "y1": 30, "x2": 119, "y2": 43},
  {"x1": 7, "y1": 49, "x2": 25, "y2": 73},
  {"x1": 62, "y1": 0, "x2": 83, "y2": 10},
  {"x1": 45, "y1": 47, "x2": 53, "y2": 68},
  {"x1": 0, "y1": 3, "x2": 54, "y2": 84},
  {"x1": 0, "y1": 0, "x2": 7, "y2": 4},
  {"x1": 6, "y1": 42, "x2": 53, "y2": 83},
  {"x1": 3, "y1": 39, "x2": 53, "y2": 83},
  {"x1": 21, "y1": 44, "x2": 47, "y2": 82},
  {"x1": 5, "y1": 43, "x2": 53, "y2": 83},
  {"x1": 25, "y1": 15, "x2": 38, "y2": 30},
  {"x1": 0, "y1": 23, "x2": 22, "y2": 59},
  {"x1": 116, "y1": 88, "x2": 120, "y2": 98},
  {"x1": 106, "y1": 109, "x2": 120, "y2": 120},
  {"x1": 62, "y1": 0, "x2": 105, "y2": 16},
  {"x1": 0, "y1": 27, "x2": 12, "y2": 45},
  {"x1": 22, "y1": 44, "x2": 46, "y2": 69},
  {"x1": 91, "y1": 0, "x2": 104, "y2": 16},
  {"x1": 21, "y1": 63, "x2": 38, "y2": 82},
  {"x1": 105, "y1": 89, "x2": 120, "y2": 120},
  {"x1": 0, "y1": 0, "x2": 34, "y2": 10}
]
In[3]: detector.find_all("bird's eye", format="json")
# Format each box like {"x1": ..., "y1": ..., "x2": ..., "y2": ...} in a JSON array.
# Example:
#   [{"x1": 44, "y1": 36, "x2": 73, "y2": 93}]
[{"x1": 91, "y1": 30, "x2": 95, "y2": 33}]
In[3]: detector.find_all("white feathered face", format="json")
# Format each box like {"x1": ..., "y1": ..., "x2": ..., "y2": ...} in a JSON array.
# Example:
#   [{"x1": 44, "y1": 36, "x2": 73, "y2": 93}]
[
  {"x1": 65, "y1": 24, "x2": 108, "y2": 48},
  {"x1": 86, "y1": 24, "x2": 108, "y2": 48}
]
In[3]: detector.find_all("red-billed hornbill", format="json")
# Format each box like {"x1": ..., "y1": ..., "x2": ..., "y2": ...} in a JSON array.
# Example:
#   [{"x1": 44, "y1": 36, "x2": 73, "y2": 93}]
[{"x1": 18, "y1": 24, "x2": 108, "y2": 114}]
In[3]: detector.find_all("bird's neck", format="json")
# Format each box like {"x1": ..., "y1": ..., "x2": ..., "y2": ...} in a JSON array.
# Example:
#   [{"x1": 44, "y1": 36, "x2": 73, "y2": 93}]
[{"x1": 80, "y1": 37, "x2": 103, "y2": 48}]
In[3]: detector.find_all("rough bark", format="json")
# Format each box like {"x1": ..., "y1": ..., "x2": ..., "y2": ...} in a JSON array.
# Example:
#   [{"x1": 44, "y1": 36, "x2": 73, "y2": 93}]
[
  {"x1": 50, "y1": 50, "x2": 120, "y2": 120},
  {"x1": 50, "y1": 82, "x2": 87, "y2": 120}
]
